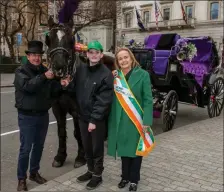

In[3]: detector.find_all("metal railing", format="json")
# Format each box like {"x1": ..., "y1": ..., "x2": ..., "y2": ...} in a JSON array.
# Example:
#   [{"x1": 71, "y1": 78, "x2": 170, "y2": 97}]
[{"x1": 144, "y1": 18, "x2": 196, "y2": 29}]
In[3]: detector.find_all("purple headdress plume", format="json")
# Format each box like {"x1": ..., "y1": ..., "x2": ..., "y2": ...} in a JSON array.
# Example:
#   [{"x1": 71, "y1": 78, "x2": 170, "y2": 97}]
[{"x1": 58, "y1": 0, "x2": 79, "y2": 24}]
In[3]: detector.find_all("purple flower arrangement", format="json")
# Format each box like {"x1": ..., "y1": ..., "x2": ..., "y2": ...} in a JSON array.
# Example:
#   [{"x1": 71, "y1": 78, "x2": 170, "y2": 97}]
[
  {"x1": 126, "y1": 39, "x2": 144, "y2": 49},
  {"x1": 176, "y1": 38, "x2": 197, "y2": 62}
]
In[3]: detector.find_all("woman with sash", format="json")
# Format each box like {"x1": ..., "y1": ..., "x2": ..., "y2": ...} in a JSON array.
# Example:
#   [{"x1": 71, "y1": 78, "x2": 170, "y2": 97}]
[{"x1": 107, "y1": 47, "x2": 155, "y2": 191}]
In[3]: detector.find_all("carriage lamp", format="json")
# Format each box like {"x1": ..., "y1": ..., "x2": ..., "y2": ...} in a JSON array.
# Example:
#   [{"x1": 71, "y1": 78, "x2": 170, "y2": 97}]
[{"x1": 170, "y1": 63, "x2": 177, "y2": 72}]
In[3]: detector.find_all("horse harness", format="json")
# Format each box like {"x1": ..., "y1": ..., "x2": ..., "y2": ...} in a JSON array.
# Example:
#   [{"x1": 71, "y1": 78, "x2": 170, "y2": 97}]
[{"x1": 46, "y1": 25, "x2": 77, "y2": 80}]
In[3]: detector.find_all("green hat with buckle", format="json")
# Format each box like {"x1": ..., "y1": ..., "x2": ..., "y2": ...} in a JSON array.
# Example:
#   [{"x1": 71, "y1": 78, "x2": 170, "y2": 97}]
[{"x1": 87, "y1": 40, "x2": 103, "y2": 52}]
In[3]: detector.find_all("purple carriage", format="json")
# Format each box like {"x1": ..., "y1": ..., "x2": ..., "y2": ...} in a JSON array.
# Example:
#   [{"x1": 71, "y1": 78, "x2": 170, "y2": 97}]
[{"x1": 130, "y1": 33, "x2": 224, "y2": 132}]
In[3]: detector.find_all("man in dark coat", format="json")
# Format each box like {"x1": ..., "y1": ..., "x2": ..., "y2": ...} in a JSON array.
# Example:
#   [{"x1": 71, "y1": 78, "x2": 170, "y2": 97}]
[{"x1": 14, "y1": 40, "x2": 62, "y2": 191}]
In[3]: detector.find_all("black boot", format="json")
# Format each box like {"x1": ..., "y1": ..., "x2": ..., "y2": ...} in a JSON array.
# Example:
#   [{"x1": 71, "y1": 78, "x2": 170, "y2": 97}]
[
  {"x1": 29, "y1": 172, "x2": 47, "y2": 184},
  {"x1": 129, "y1": 183, "x2": 137, "y2": 191},
  {"x1": 77, "y1": 158, "x2": 94, "y2": 183},
  {"x1": 85, "y1": 156, "x2": 104, "y2": 190},
  {"x1": 76, "y1": 171, "x2": 92, "y2": 183},
  {"x1": 86, "y1": 176, "x2": 102, "y2": 190},
  {"x1": 17, "y1": 179, "x2": 28, "y2": 191}
]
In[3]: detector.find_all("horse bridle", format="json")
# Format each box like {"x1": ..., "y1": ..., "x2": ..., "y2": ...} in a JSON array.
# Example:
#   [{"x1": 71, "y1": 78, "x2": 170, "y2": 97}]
[{"x1": 46, "y1": 26, "x2": 76, "y2": 80}]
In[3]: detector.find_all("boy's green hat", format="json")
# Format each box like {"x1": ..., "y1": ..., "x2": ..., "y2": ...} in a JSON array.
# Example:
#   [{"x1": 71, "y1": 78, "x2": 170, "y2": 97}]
[{"x1": 87, "y1": 40, "x2": 103, "y2": 51}]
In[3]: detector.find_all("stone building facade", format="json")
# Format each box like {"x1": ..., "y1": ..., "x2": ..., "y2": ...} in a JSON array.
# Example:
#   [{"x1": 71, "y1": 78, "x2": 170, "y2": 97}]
[{"x1": 116, "y1": 0, "x2": 223, "y2": 56}]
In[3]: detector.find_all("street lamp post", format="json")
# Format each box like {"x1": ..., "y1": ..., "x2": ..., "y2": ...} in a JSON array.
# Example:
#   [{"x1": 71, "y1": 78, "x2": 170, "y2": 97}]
[{"x1": 53, "y1": 0, "x2": 56, "y2": 22}]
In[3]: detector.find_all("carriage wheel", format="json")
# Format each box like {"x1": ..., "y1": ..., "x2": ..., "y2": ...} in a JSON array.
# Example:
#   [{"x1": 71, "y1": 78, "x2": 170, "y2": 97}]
[
  {"x1": 207, "y1": 77, "x2": 224, "y2": 118},
  {"x1": 161, "y1": 90, "x2": 178, "y2": 132}
]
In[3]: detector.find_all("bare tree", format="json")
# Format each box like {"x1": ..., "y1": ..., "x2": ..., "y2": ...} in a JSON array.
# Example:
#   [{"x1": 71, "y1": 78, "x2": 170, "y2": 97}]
[
  {"x1": 0, "y1": 0, "x2": 47, "y2": 62},
  {"x1": 0, "y1": 0, "x2": 125, "y2": 61},
  {"x1": 23, "y1": 3, "x2": 38, "y2": 43},
  {"x1": 0, "y1": 0, "x2": 26, "y2": 62},
  {"x1": 74, "y1": 1, "x2": 126, "y2": 48},
  {"x1": 23, "y1": 1, "x2": 48, "y2": 43},
  {"x1": 47, "y1": 0, "x2": 125, "y2": 47}
]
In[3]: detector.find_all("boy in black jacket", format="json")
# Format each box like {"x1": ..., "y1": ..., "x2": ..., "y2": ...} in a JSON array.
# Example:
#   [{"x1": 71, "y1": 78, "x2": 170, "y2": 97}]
[{"x1": 62, "y1": 40, "x2": 113, "y2": 190}]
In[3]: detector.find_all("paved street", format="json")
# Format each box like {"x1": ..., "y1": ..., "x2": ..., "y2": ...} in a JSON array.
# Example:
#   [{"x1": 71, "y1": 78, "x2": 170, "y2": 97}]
[
  {"x1": 30, "y1": 115, "x2": 223, "y2": 192},
  {"x1": 1, "y1": 87, "x2": 77, "y2": 191},
  {"x1": 0, "y1": 83, "x2": 223, "y2": 191},
  {"x1": 0, "y1": 73, "x2": 14, "y2": 87}
]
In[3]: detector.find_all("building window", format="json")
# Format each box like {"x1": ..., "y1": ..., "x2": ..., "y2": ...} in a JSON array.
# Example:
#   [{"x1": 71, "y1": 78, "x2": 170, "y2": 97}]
[
  {"x1": 74, "y1": 15, "x2": 81, "y2": 22},
  {"x1": 124, "y1": 12, "x2": 132, "y2": 28},
  {"x1": 185, "y1": 5, "x2": 193, "y2": 19},
  {"x1": 163, "y1": 8, "x2": 170, "y2": 20},
  {"x1": 143, "y1": 11, "x2": 151, "y2": 24},
  {"x1": 210, "y1": 2, "x2": 219, "y2": 20}
]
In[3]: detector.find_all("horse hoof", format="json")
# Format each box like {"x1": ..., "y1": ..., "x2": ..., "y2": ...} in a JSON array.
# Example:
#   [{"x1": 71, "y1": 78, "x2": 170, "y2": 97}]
[
  {"x1": 52, "y1": 160, "x2": 64, "y2": 168},
  {"x1": 74, "y1": 160, "x2": 86, "y2": 168}
]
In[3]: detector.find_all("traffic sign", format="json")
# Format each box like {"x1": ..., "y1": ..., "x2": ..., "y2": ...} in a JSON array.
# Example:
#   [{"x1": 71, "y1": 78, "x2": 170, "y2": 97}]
[{"x1": 17, "y1": 33, "x2": 22, "y2": 46}]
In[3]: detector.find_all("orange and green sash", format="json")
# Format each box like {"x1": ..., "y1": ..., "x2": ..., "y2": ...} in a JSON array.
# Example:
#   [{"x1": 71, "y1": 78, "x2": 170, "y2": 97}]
[{"x1": 113, "y1": 70, "x2": 155, "y2": 156}]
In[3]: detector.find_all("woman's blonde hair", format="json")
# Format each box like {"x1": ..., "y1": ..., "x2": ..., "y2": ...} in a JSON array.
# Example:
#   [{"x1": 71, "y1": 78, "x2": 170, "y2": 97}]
[{"x1": 114, "y1": 47, "x2": 140, "y2": 70}]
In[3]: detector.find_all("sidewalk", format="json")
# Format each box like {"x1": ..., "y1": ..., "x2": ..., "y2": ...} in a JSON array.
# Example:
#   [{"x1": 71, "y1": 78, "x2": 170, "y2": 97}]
[
  {"x1": 30, "y1": 116, "x2": 223, "y2": 191},
  {"x1": 0, "y1": 73, "x2": 14, "y2": 87}
]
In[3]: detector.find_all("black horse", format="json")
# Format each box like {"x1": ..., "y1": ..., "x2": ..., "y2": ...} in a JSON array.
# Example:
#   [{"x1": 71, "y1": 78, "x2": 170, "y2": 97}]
[
  {"x1": 45, "y1": 16, "x2": 86, "y2": 168},
  {"x1": 45, "y1": 17, "x2": 115, "y2": 168}
]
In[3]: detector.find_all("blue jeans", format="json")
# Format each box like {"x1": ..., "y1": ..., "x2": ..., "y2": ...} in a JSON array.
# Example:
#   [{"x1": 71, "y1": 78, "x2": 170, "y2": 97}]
[{"x1": 17, "y1": 112, "x2": 49, "y2": 180}]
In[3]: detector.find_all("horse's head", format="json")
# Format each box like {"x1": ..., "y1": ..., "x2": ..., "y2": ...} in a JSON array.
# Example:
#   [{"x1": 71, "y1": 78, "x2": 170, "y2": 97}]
[
  {"x1": 102, "y1": 53, "x2": 115, "y2": 71},
  {"x1": 45, "y1": 16, "x2": 75, "y2": 78}
]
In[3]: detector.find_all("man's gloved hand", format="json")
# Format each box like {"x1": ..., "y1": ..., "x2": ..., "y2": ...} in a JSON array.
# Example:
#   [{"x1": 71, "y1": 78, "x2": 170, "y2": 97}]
[{"x1": 60, "y1": 76, "x2": 71, "y2": 87}]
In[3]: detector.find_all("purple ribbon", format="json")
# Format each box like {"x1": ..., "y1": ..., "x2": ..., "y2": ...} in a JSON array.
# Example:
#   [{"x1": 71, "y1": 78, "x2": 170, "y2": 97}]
[{"x1": 58, "y1": 0, "x2": 79, "y2": 24}]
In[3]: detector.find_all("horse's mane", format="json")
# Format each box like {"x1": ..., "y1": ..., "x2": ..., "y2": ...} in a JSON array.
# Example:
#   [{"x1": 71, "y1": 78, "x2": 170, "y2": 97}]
[
  {"x1": 77, "y1": 53, "x2": 115, "y2": 71},
  {"x1": 56, "y1": 0, "x2": 115, "y2": 71},
  {"x1": 102, "y1": 54, "x2": 115, "y2": 71}
]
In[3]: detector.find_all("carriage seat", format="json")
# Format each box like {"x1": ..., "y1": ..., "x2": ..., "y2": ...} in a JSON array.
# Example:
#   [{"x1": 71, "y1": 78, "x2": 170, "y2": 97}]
[
  {"x1": 144, "y1": 33, "x2": 181, "y2": 75},
  {"x1": 144, "y1": 34, "x2": 162, "y2": 49},
  {"x1": 154, "y1": 49, "x2": 179, "y2": 58},
  {"x1": 152, "y1": 33, "x2": 181, "y2": 75},
  {"x1": 180, "y1": 37, "x2": 213, "y2": 87},
  {"x1": 181, "y1": 61, "x2": 210, "y2": 87}
]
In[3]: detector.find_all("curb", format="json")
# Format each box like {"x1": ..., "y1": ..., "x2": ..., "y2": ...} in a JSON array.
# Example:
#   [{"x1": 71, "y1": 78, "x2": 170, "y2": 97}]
[{"x1": 0, "y1": 85, "x2": 14, "y2": 88}]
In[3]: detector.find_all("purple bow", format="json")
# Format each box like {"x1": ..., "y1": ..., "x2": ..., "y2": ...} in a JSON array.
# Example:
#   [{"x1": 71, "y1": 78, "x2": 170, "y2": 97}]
[{"x1": 58, "y1": 0, "x2": 79, "y2": 24}]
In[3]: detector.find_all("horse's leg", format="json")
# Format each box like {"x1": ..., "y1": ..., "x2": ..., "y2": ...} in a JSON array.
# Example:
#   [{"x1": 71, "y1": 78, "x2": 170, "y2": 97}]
[
  {"x1": 52, "y1": 103, "x2": 68, "y2": 167},
  {"x1": 73, "y1": 116, "x2": 86, "y2": 168}
]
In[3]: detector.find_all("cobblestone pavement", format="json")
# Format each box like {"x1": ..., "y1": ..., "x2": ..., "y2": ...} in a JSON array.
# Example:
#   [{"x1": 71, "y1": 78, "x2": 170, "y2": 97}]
[{"x1": 30, "y1": 115, "x2": 223, "y2": 191}]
